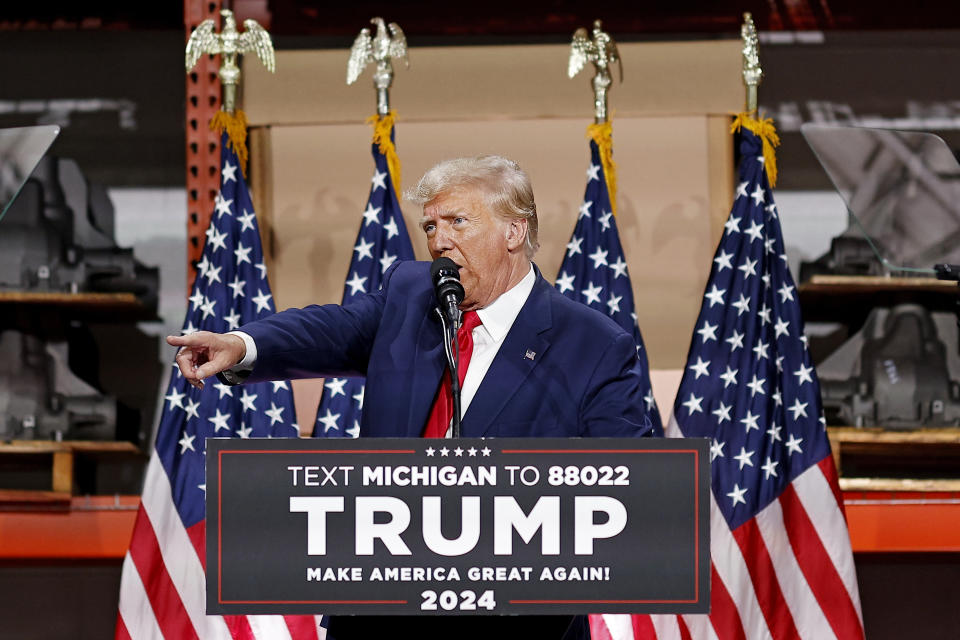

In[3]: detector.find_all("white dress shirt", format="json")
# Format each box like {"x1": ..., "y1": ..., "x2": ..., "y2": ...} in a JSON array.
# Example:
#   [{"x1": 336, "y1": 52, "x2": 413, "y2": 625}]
[{"x1": 229, "y1": 263, "x2": 537, "y2": 436}]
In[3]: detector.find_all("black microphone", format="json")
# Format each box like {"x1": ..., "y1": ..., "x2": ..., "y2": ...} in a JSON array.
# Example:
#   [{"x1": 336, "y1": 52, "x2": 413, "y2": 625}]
[{"x1": 430, "y1": 257, "x2": 464, "y2": 324}]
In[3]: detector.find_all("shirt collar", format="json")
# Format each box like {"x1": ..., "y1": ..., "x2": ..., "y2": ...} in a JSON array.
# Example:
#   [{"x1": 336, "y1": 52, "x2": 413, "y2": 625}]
[{"x1": 475, "y1": 263, "x2": 536, "y2": 343}]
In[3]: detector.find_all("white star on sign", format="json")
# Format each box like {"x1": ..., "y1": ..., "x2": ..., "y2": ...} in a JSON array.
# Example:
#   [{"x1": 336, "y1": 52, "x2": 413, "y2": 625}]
[
  {"x1": 741, "y1": 410, "x2": 760, "y2": 432},
  {"x1": 689, "y1": 356, "x2": 710, "y2": 379},
  {"x1": 732, "y1": 293, "x2": 751, "y2": 316},
  {"x1": 720, "y1": 366, "x2": 738, "y2": 388},
  {"x1": 325, "y1": 378, "x2": 347, "y2": 397},
  {"x1": 379, "y1": 252, "x2": 397, "y2": 273},
  {"x1": 609, "y1": 256, "x2": 628, "y2": 278},
  {"x1": 747, "y1": 374, "x2": 766, "y2": 397},
  {"x1": 682, "y1": 393, "x2": 704, "y2": 415},
  {"x1": 265, "y1": 402, "x2": 285, "y2": 425},
  {"x1": 751, "y1": 184, "x2": 765, "y2": 206},
  {"x1": 566, "y1": 236, "x2": 583, "y2": 257},
  {"x1": 454, "y1": 447, "x2": 464, "y2": 457},
  {"x1": 556, "y1": 271, "x2": 575, "y2": 294},
  {"x1": 252, "y1": 289, "x2": 272, "y2": 313},
  {"x1": 586, "y1": 164, "x2": 600, "y2": 181},
  {"x1": 578, "y1": 200, "x2": 592, "y2": 219},
  {"x1": 345, "y1": 272, "x2": 367, "y2": 296},
  {"x1": 727, "y1": 483, "x2": 747, "y2": 507},
  {"x1": 606, "y1": 293, "x2": 622, "y2": 315},
  {"x1": 179, "y1": 433, "x2": 195, "y2": 454},
  {"x1": 383, "y1": 218, "x2": 399, "y2": 239},
  {"x1": 734, "y1": 446, "x2": 755, "y2": 470},
  {"x1": 362, "y1": 203, "x2": 381, "y2": 226},
  {"x1": 762, "y1": 457, "x2": 779, "y2": 479},
  {"x1": 318, "y1": 409, "x2": 341, "y2": 433},
  {"x1": 588, "y1": 246, "x2": 609, "y2": 269},
  {"x1": 745, "y1": 220, "x2": 764, "y2": 242},
  {"x1": 794, "y1": 363, "x2": 814, "y2": 386},
  {"x1": 208, "y1": 409, "x2": 231, "y2": 432},
  {"x1": 714, "y1": 250, "x2": 734, "y2": 272},
  {"x1": 234, "y1": 242, "x2": 252, "y2": 265},
  {"x1": 426, "y1": 447, "x2": 435, "y2": 457},
  {"x1": 581, "y1": 282, "x2": 603, "y2": 305},
  {"x1": 354, "y1": 237, "x2": 374, "y2": 261},
  {"x1": 726, "y1": 330, "x2": 745, "y2": 352},
  {"x1": 704, "y1": 284, "x2": 726, "y2": 307},
  {"x1": 788, "y1": 398, "x2": 809, "y2": 421},
  {"x1": 786, "y1": 434, "x2": 804, "y2": 455},
  {"x1": 697, "y1": 321, "x2": 718, "y2": 343},
  {"x1": 371, "y1": 170, "x2": 388, "y2": 191},
  {"x1": 440, "y1": 447, "x2": 449, "y2": 456},
  {"x1": 238, "y1": 210, "x2": 256, "y2": 232},
  {"x1": 481, "y1": 447, "x2": 491, "y2": 456},
  {"x1": 221, "y1": 160, "x2": 237, "y2": 183},
  {"x1": 712, "y1": 401, "x2": 732, "y2": 424},
  {"x1": 165, "y1": 388, "x2": 185, "y2": 410}
]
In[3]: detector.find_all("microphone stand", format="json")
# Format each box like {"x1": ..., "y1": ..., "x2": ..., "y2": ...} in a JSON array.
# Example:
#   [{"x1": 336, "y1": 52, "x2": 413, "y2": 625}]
[{"x1": 436, "y1": 307, "x2": 463, "y2": 438}]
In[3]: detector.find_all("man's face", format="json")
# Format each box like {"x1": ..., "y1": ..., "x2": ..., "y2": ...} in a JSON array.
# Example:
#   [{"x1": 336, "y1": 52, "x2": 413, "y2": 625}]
[{"x1": 420, "y1": 188, "x2": 522, "y2": 310}]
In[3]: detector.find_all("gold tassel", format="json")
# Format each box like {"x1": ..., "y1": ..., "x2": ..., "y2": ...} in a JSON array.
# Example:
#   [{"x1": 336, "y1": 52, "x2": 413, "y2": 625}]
[
  {"x1": 210, "y1": 109, "x2": 250, "y2": 178},
  {"x1": 587, "y1": 121, "x2": 617, "y2": 215},
  {"x1": 367, "y1": 111, "x2": 402, "y2": 195},
  {"x1": 730, "y1": 112, "x2": 781, "y2": 187}
]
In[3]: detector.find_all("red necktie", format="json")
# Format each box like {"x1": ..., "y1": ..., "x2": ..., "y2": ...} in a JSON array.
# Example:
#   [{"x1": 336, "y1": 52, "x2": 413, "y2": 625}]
[{"x1": 422, "y1": 310, "x2": 483, "y2": 438}]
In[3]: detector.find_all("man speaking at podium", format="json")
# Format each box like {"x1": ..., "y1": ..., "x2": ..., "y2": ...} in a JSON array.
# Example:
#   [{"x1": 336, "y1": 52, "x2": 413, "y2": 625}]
[{"x1": 169, "y1": 155, "x2": 653, "y2": 639}]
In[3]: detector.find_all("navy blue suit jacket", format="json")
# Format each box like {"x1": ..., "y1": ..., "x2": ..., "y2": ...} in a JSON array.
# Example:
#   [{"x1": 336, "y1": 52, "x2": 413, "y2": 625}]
[{"x1": 240, "y1": 261, "x2": 653, "y2": 439}]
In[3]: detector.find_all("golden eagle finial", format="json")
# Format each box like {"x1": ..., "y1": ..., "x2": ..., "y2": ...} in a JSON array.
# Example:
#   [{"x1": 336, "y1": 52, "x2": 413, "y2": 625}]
[
  {"x1": 185, "y1": 9, "x2": 276, "y2": 114},
  {"x1": 347, "y1": 17, "x2": 409, "y2": 115},
  {"x1": 568, "y1": 20, "x2": 622, "y2": 124}
]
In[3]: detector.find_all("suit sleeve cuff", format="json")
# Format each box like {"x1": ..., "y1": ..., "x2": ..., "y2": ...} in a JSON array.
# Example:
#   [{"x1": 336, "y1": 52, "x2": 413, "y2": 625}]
[{"x1": 228, "y1": 330, "x2": 257, "y2": 370}]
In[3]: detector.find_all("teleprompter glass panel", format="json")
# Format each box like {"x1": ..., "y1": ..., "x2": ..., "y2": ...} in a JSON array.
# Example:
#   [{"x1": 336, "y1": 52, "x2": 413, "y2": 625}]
[{"x1": 0, "y1": 125, "x2": 60, "y2": 225}]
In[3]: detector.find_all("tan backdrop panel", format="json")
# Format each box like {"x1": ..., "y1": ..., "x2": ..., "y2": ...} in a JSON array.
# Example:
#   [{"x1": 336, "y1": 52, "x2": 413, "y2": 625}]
[
  {"x1": 257, "y1": 117, "x2": 731, "y2": 429},
  {"x1": 242, "y1": 40, "x2": 743, "y2": 125}
]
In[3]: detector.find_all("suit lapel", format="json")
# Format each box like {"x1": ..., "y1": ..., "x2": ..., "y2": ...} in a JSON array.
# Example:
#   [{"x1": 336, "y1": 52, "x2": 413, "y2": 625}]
[
  {"x1": 405, "y1": 308, "x2": 447, "y2": 437},
  {"x1": 463, "y1": 272, "x2": 553, "y2": 437}
]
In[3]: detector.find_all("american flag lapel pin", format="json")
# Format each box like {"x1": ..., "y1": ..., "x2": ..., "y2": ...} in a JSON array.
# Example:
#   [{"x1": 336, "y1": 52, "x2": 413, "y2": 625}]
[{"x1": 524, "y1": 349, "x2": 536, "y2": 361}]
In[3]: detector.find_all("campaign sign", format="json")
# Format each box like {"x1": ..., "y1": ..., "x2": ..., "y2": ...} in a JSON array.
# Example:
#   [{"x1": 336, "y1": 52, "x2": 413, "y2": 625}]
[{"x1": 207, "y1": 437, "x2": 709, "y2": 615}]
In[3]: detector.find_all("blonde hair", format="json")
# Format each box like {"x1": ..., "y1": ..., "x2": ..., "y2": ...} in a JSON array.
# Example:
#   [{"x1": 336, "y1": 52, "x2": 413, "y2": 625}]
[{"x1": 406, "y1": 154, "x2": 539, "y2": 257}]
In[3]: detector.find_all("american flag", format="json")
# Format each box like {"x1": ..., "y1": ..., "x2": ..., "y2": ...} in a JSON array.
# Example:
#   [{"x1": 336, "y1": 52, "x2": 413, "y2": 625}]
[
  {"x1": 555, "y1": 132, "x2": 662, "y2": 435},
  {"x1": 312, "y1": 116, "x2": 415, "y2": 438},
  {"x1": 591, "y1": 120, "x2": 864, "y2": 640},
  {"x1": 116, "y1": 130, "x2": 324, "y2": 639}
]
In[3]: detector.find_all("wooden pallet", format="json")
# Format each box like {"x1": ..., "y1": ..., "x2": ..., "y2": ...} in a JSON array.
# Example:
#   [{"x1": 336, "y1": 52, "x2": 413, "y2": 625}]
[
  {"x1": 0, "y1": 440, "x2": 141, "y2": 509},
  {"x1": 827, "y1": 426, "x2": 960, "y2": 491}
]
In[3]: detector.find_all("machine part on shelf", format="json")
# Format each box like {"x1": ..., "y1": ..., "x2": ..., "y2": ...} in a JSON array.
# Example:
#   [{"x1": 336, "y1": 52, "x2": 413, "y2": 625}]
[
  {"x1": 800, "y1": 234, "x2": 891, "y2": 281},
  {"x1": 0, "y1": 330, "x2": 117, "y2": 441},
  {"x1": 0, "y1": 155, "x2": 159, "y2": 312},
  {"x1": 818, "y1": 304, "x2": 960, "y2": 428}
]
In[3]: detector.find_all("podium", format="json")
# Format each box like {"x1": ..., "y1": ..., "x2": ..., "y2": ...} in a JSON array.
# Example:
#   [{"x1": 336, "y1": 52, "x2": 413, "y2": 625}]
[{"x1": 206, "y1": 437, "x2": 710, "y2": 616}]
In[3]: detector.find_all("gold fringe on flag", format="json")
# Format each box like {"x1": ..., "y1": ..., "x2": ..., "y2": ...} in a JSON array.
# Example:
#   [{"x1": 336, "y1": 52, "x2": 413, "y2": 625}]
[
  {"x1": 367, "y1": 111, "x2": 402, "y2": 195},
  {"x1": 731, "y1": 113, "x2": 781, "y2": 187},
  {"x1": 210, "y1": 109, "x2": 250, "y2": 178},
  {"x1": 587, "y1": 121, "x2": 617, "y2": 215}
]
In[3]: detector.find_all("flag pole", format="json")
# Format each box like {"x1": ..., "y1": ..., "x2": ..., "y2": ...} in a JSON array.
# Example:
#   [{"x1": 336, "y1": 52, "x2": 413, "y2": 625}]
[{"x1": 741, "y1": 12, "x2": 762, "y2": 116}]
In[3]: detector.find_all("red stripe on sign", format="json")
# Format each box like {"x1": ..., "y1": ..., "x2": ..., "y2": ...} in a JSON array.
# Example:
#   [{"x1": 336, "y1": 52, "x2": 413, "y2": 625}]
[
  {"x1": 127, "y1": 509, "x2": 200, "y2": 640},
  {"x1": 631, "y1": 614, "x2": 657, "y2": 639},
  {"x1": 114, "y1": 614, "x2": 132, "y2": 640},
  {"x1": 732, "y1": 518, "x2": 801, "y2": 640},
  {"x1": 780, "y1": 483, "x2": 865, "y2": 640},
  {"x1": 284, "y1": 615, "x2": 320, "y2": 639},
  {"x1": 707, "y1": 565, "x2": 747, "y2": 640},
  {"x1": 817, "y1": 456, "x2": 847, "y2": 518}
]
